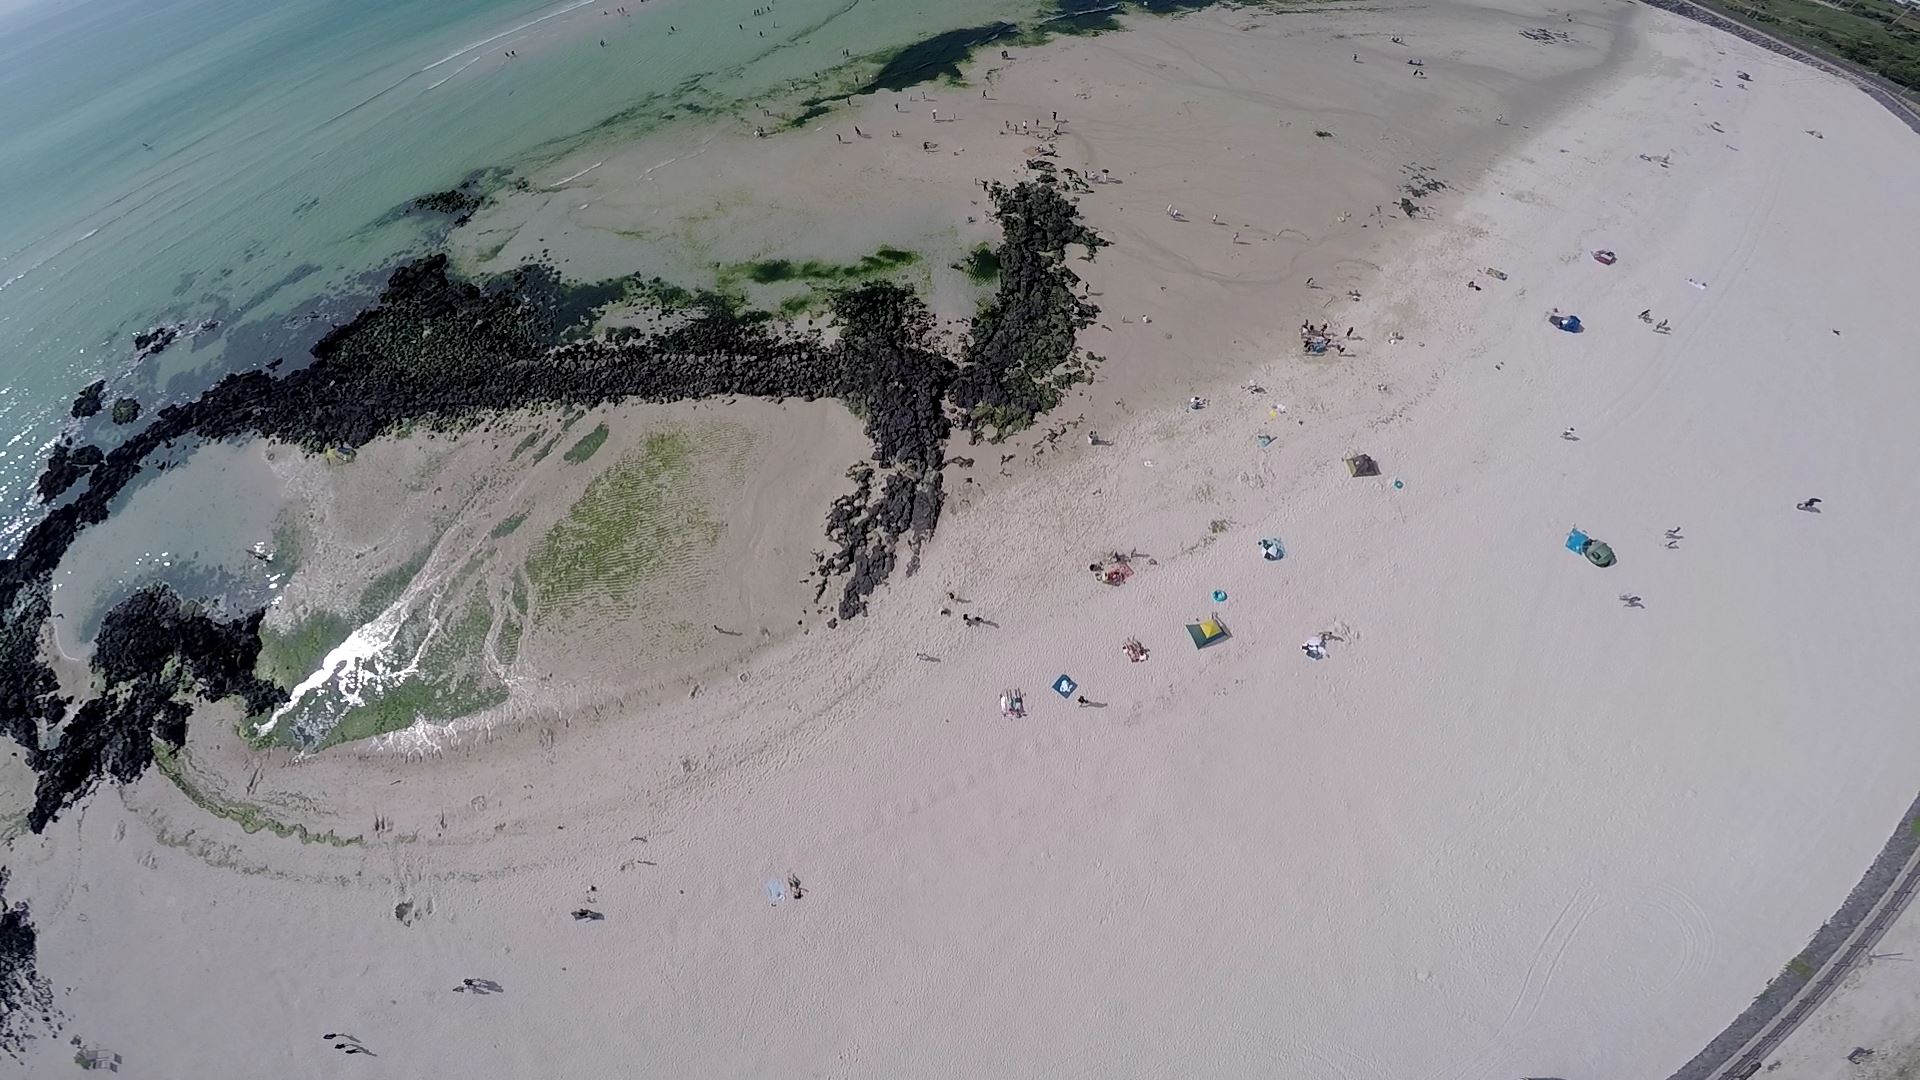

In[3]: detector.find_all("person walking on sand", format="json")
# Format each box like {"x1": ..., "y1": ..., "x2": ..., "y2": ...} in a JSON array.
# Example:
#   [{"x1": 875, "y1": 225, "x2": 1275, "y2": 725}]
[{"x1": 1797, "y1": 497, "x2": 1823, "y2": 512}]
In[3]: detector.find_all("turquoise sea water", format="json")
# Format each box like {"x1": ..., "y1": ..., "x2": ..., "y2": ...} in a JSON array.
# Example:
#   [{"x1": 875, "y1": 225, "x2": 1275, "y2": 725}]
[{"x1": 0, "y1": 0, "x2": 1060, "y2": 555}]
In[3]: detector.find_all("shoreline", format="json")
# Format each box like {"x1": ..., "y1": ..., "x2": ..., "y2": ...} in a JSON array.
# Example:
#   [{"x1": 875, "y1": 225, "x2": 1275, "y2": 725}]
[{"x1": 8, "y1": 2, "x2": 1920, "y2": 1075}]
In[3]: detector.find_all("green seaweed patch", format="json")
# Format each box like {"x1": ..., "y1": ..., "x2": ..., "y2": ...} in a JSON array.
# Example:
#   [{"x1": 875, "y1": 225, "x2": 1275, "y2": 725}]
[
  {"x1": 155, "y1": 744, "x2": 360, "y2": 845},
  {"x1": 861, "y1": 23, "x2": 1020, "y2": 94},
  {"x1": 524, "y1": 430, "x2": 725, "y2": 623},
  {"x1": 958, "y1": 244, "x2": 1002, "y2": 282},
  {"x1": 256, "y1": 610, "x2": 354, "y2": 689},
  {"x1": 358, "y1": 549, "x2": 429, "y2": 619},
  {"x1": 729, "y1": 246, "x2": 920, "y2": 287},
  {"x1": 563, "y1": 422, "x2": 611, "y2": 464},
  {"x1": 495, "y1": 592, "x2": 526, "y2": 667},
  {"x1": 779, "y1": 293, "x2": 824, "y2": 317},
  {"x1": 320, "y1": 678, "x2": 508, "y2": 749},
  {"x1": 319, "y1": 591, "x2": 511, "y2": 748},
  {"x1": 789, "y1": 102, "x2": 834, "y2": 128},
  {"x1": 508, "y1": 429, "x2": 545, "y2": 460},
  {"x1": 627, "y1": 276, "x2": 750, "y2": 318},
  {"x1": 490, "y1": 511, "x2": 529, "y2": 539}
]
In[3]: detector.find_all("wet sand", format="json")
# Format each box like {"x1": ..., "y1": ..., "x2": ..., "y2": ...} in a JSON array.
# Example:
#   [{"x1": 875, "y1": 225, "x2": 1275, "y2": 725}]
[{"x1": 8, "y1": 2, "x2": 1920, "y2": 1077}]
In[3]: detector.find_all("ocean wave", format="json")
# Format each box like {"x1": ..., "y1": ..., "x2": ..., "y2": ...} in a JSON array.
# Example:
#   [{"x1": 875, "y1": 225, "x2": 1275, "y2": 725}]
[
  {"x1": 0, "y1": 227, "x2": 97, "y2": 294},
  {"x1": 322, "y1": 0, "x2": 600, "y2": 127},
  {"x1": 421, "y1": 0, "x2": 600, "y2": 72},
  {"x1": 425, "y1": 53, "x2": 486, "y2": 91}
]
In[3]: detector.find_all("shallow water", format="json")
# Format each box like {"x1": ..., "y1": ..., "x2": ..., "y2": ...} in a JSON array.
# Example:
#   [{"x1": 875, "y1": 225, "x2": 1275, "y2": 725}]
[{"x1": 0, "y1": 0, "x2": 1061, "y2": 615}]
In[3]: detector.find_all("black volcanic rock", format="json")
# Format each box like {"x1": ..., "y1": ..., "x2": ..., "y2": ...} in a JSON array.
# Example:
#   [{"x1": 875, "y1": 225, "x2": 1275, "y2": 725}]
[
  {"x1": 35, "y1": 441, "x2": 103, "y2": 502},
  {"x1": 27, "y1": 585, "x2": 283, "y2": 833},
  {"x1": 0, "y1": 867, "x2": 55, "y2": 1060},
  {"x1": 68, "y1": 380, "x2": 104, "y2": 419},
  {"x1": 950, "y1": 181, "x2": 1103, "y2": 436},
  {"x1": 410, "y1": 187, "x2": 485, "y2": 225}
]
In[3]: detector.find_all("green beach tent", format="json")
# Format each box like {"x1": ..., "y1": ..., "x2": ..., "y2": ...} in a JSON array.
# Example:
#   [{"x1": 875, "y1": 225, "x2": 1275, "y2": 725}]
[{"x1": 1186, "y1": 614, "x2": 1230, "y2": 649}]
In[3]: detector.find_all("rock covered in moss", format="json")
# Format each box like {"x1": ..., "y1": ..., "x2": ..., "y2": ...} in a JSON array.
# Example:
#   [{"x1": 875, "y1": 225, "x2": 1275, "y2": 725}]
[{"x1": 109, "y1": 397, "x2": 141, "y2": 425}]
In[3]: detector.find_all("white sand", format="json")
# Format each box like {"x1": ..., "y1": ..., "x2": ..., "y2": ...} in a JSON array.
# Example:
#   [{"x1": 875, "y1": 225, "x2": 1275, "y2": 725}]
[{"x1": 10, "y1": 3, "x2": 1920, "y2": 1077}]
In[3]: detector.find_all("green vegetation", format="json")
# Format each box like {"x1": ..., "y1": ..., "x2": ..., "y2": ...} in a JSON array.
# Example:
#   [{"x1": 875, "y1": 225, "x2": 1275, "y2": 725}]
[
  {"x1": 154, "y1": 744, "x2": 360, "y2": 845},
  {"x1": 723, "y1": 246, "x2": 920, "y2": 289},
  {"x1": 253, "y1": 547, "x2": 427, "y2": 697},
  {"x1": 358, "y1": 549, "x2": 429, "y2": 617},
  {"x1": 508, "y1": 429, "x2": 545, "y2": 460},
  {"x1": 860, "y1": 23, "x2": 1020, "y2": 92},
  {"x1": 319, "y1": 677, "x2": 507, "y2": 748},
  {"x1": 958, "y1": 243, "x2": 1002, "y2": 283},
  {"x1": 524, "y1": 430, "x2": 726, "y2": 621},
  {"x1": 1695, "y1": 0, "x2": 1920, "y2": 92},
  {"x1": 1786, "y1": 955, "x2": 1817, "y2": 980},
  {"x1": 317, "y1": 591, "x2": 508, "y2": 748},
  {"x1": 779, "y1": 293, "x2": 822, "y2": 317},
  {"x1": 562, "y1": 422, "x2": 611, "y2": 464},
  {"x1": 256, "y1": 610, "x2": 354, "y2": 689},
  {"x1": 269, "y1": 510, "x2": 309, "y2": 573},
  {"x1": 490, "y1": 510, "x2": 529, "y2": 539},
  {"x1": 495, "y1": 576, "x2": 529, "y2": 667}
]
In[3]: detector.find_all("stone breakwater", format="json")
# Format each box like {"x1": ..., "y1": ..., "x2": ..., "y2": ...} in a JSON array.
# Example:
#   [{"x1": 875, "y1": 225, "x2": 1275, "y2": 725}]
[{"x1": 0, "y1": 179, "x2": 1103, "y2": 832}]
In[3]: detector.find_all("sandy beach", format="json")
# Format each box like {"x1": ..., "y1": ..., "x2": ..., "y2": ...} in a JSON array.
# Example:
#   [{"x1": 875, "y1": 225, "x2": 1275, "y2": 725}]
[{"x1": 8, "y1": 1, "x2": 1920, "y2": 1076}]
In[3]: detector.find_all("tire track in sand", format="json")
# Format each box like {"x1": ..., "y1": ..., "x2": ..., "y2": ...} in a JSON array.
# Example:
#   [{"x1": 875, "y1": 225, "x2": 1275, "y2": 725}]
[{"x1": 1442, "y1": 885, "x2": 1604, "y2": 1080}]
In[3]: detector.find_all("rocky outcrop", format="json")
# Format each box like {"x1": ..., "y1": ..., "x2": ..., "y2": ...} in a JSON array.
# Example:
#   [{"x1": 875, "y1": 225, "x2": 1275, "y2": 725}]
[
  {"x1": 0, "y1": 180, "x2": 1104, "y2": 830},
  {"x1": 67, "y1": 380, "x2": 104, "y2": 419}
]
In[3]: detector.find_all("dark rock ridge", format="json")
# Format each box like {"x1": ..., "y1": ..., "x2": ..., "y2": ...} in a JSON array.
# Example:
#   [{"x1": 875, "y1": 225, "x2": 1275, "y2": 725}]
[
  {"x1": 0, "y1": 180, "x2": 1101, "y2": 831},
  {"x1": 951, "y1": 180, "x2": 1105, "y2": 437},
  {"x1": 814, "y1": 283, "x2": 955, "y2": 616}
]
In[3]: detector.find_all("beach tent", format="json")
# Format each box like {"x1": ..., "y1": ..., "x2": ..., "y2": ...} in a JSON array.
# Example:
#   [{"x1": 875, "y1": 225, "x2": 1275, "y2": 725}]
[
  {"x1": 1566, "y1": 527, "x2": 1617, "y2": 567},
  {"x1": 1186, "y1": 614, "x2": 1230, "y2": 649},
  {"x1": 1345, "y1": 453, "x2": 1381, "y2": 477},
  {"x1": 1259, "y1": 537, "x2": 1285, "y2": 561},
  {"x1": 1549, "y1": 313, "x2": 1584, "y2": 333}
]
